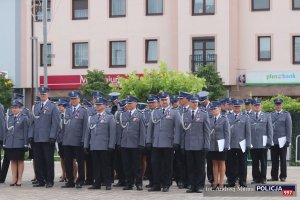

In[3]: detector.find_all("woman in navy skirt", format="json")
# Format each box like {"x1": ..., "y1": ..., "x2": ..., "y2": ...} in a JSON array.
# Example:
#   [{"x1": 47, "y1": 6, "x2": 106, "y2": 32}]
[
  {"x1": 3, "y1": 101, "x2": 29, "y2": 186},
  {"x1": 208, "y1": 102, "x2": 230, "y2": 189}
]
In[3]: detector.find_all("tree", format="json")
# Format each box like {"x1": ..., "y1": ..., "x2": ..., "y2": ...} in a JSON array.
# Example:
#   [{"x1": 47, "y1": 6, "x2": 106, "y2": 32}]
[
  {"x1": 79, "y1": 69, "x2": 111, "y2": 98},
  {"x1": 194, "y1": 65, "x2": 226, "y2": 101},
  {"x1": 116, "y1": 62, "x2": 206, "y2": 102},
  {"x1": 0, "y1": 76, "x2": 14, "y2": 109}
]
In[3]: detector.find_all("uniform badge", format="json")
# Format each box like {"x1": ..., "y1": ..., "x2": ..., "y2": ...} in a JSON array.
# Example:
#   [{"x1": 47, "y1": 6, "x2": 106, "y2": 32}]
[
  {"x1": 165, "y1": 111, "x2": 171, "y2": 118},
  {"x1": 44, "y1": 106, "x2": 49, "y2": 114},
  {"x1": 75, "y1": 112, "x2": 80, "y2": 119}
]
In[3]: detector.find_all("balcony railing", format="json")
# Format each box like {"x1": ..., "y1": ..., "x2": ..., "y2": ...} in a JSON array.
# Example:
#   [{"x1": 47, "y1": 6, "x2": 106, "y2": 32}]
[{"x1": 190, "y1": 54, "x2": 217, "y2": 72}]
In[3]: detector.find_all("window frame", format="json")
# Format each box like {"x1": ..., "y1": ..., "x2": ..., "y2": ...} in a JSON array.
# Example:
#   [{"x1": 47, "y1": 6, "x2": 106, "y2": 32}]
[
  {"x1": 146, "y1": 0, "x2": 163, "y2": 16},
  {"x1": 145, "y1": 39, "x2": 158, "y2": 63},
  {"x1": 292, "y1": 0, "x2": 300, "y2": 10},
  {"x1": 258, "y1": 36, "x2": 271, "y2": 61},
  {"x1": 192, "y1": 0, "x2": 215, "y2": 16},
  {"x1": 109, "y1": 0, "x2": 126, "y2": 18},
  {"x1": 251, "y1": 0, "x2": 270, "y2": 11},
  {"x1": 40, "y1": 43, "x2": 52, "y2": 67},
  {"x1": 192, "y1": 37, "x2": 216, "y2": 66},
  {"x1": 109, "y1": 41, "x2": 127, "y2": 68},
  {"x1": 293, "y1": 36, "x2": 300, "y2": 64},
  {"x1": 72, "y1": 0, "x2": 89, "y2": 20},
  {"x1": 72, "y1": 42, "x2": 89, "y2": 69}
]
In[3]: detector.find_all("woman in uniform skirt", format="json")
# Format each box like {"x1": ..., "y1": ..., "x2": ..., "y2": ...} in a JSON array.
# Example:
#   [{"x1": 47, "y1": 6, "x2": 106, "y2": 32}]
[
  {"x1": 3, "y1": 101, "x2": 29, "y2": 186},
  {"x1": 208, "y1": 102, "x2": 230, "y2": 189}
]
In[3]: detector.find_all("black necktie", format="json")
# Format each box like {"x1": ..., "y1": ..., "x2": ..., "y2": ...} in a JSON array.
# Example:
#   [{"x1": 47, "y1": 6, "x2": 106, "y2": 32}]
[
  {"x1": 214, "y1": 117, "x2": 217, "y2": 124},
  {"x1": 192, "y1": 111, "x2": 195, "y2": 120},
  {"x1": 98, "y1": 113, "x2": 101, "y2": 119},
  {"x1": 183, "y1": 107, "x2": 186, "y2": 113},
  {"x1": 73, "y1": 107, "x2": 76, "y2": 114},
  {"x1": 235, "y1": 114, "x2": 238, "y2": 119},
  {"x1": 162, "y1": 109, "x2": 165, "y2": 114},
  {"x1": 41, "y1": 103, "x2": 44, "y2": 111},
  {"x1": 14, "y1": 116, "x2": 17, "y2": 124},
  {"x1": 129, "y1": 111, "x2": 132, "y2": 118},
  {"x1": 60, "y1": 113, "x2": 64, "y2": 119},
  {"x1": 277, "y1": 112, "x2": 280, "y2": 115},
  {"x1": 256, "y1": 112, "x2": 258, "y2": 119}
]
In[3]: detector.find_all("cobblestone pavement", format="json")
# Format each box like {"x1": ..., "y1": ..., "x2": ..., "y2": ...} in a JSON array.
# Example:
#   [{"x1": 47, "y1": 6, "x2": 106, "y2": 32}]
[{"x1": 0, "y1": 162, "x2": 298, "y2": 200}]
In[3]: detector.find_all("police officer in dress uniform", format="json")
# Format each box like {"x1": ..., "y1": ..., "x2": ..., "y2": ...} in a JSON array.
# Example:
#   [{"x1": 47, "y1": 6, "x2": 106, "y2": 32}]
[
  {"x1": 61, "y1": 91, "x2": 88, "y2": 189},
  {"x1": 244, "y1": 99, "x2": 253, "y2": 115},
  {"x1": 29, "y1": 87, "x2": 60, "y2": 188},
  {"x1": 249, "y1": 98, "x2": 273, "y2": 184},
  {"x1": 3, "y1": 100, "x2": 29, "y2": 186},
  {"x1": 198, "y1": 91, "x2": 214, "y2": 186},
  {"x1": 84, "y1": 97, "x2": 116, "y2": 190},
  {"x1": 119, "y1": 96, "x2": 146, "y2": 191},
  {"x1": 175, "y1": 91, "x2": 191, "y2": 189},
  {"x1": 220, "y1": 99, "x2": 229, "y2": 115},
  {"x1": 144, "y1": 95, "x2": 158, "y2": 188},
  {"x1": 208, "y1": 102, "x2": 230, "y2": 190},
  {"x1": 171, "y1": 96, "x2": 179, "y2": 110},
  {"x1": 181, "y1": 95, "x2": 210, "y2": 193},
  {"x1": 113, "y1": 99, "x2": 127, "y2": 187},
  {"x1": 226, "y1": 99, "x2": 251, "y2": 187},
  {"x1": 146, "y1": 92, "x2": 181, "y2": 192},
  {"x1": 0, "y1": 94, "x2": 30, "y2": 183},
  {"x1": 268, "y1": 98, "x2": 292, "y2": 182}
]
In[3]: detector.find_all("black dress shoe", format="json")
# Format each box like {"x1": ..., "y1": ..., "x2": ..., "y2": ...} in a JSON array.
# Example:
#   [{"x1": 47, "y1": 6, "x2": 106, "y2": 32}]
[
  {"x1": 84, "y1": 180, "x2": 93, "y2": 185},
  {"x1": 32, "y1": 180, "x2": 39, "y2": 185},
  {"x1": 177, "y1": 182, "x2": 184, "y2": 189},
  {"x1": 76, "y1": 183, "x2": 83, "y2": 188},
  {"x1": 31, "y1": 178, "x2": 37, "y2": 182},
  {"x1": 113, "y1": 182, "x2": 126, "y2": 187},
  {"x1": 33, "y1": 183, "x2": 45, "y2": 187},
  {"x1": 123, "y1": 186, "x2": 133, "y2": 190},
  {"x1": 88, "y1": 185, "x2": 101, "y2": 189},
  {"x1": 225, "y1": 183, "x2": 235, "y2": 187},
  {"x1": 280, "y1": 178, "x2": 286, "y2": 182},
  {"x1": 45, "y1": 183, "x2": 53, "y2": 188},
  {"x1": 267, "y1": 178, "x2": 278, "y2": 181},
  {"x1": 145, "y1": 184, "x2": 153, "y2": 188},
  {"x1": 186, "y1": 188, "x2": 195, "y2": 193},
  {"x1": 239, "y1": 183, "x2": 247, "y2": 187},
  {"x1": 106, "y1": 186, "x2": 112, "y2": 190},
  {"x1": 195, "y1": 188, "x2": 203, "y2": 193},
  {"x1": 136, "y1": 185, "x2": 143, "y2": 191},
  {"x1": 148, "y1": 187, "x2": 161, "y2": 192},
  {"x1": 162, "y1": 187, "x2": 169, "y2": 192},
  {"x1": 61, "y1": 183, "x2": 75, "y2": 188},
  {"x1": 10, "y1": 183, "x2": 16, "y2": 187}
]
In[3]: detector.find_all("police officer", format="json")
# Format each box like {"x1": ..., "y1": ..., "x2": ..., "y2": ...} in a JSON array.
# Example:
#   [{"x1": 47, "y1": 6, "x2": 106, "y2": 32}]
[
  {"x1": 0, "y1": 102, "x2": 5, "y2": 181},
  {"x1": 3, "y1": 100, "x2": 29, "y2": 186},
  {"x1": 226, "y1": 99, "x2": 251, "y2": 187},
  {"x1": 146, "y1": 92, "x2": 181, "y2": 192},
  {"x1": 208, "y1": 102, "x2": 230, "y2": 190},
  {"x1": 181, "y1": 95, "x2": 210, "y2": 193},
  {"x1": 249, "y1": 98, "x2": 273, "y2": 184},
  {"x1": 268, "y1": 98, "x2": 292, "y2": 182},
  {"x1": 114, "y1": 99, "x2": 127, "y2": 187},
  {"x1": 226, "y1": 98, "x2": 234, "y2": 114},
  {"x1": 144, "y1": 95, "x2": 158, "y2": 188},
  {"x1": 61, "y1": 91, "x2": 88, "y2": 189},
  {"x1": 244, "y1": 99, "x2": 253, "y2": 115},
  {"x1": 0, "y1": 94, "x2": 30, "y2": 183},
  {"x1": 119, "y1": 96, "x2": 146, "y2": 191},
  {"x1": 84, "y1": 97, "x2": 116, "y2": 190},
  {"x1": 220, "y1": 99, "x2": 229, "y2": 115},
  {"x1": 82, "y1": 98, "x2": 92, "y2": 109},
  {"x1": 29, "y1": 87, "x2": 60, "y2": 188},
  {"x1": 87, "y1": 92, "x2": 105, "y2": 116},
  {"x1": 171, "y1": 96, "x2": 179, "y2": 110},
  {"x1": 198, "y1": 91, "x2": 214, "y2": 186}
]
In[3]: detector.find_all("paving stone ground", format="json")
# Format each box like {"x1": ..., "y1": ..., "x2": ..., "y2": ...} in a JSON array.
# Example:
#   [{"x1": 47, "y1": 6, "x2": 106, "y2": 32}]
[{"x1": 0, "y1": 162, "x2": 298, "y2": 200}]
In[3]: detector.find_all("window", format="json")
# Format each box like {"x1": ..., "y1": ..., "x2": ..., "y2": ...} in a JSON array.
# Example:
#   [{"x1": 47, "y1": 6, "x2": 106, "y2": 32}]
[
  {"x1": 192, "y1": 0, "x2": 215, "y2": 15},
  {"x1": 110, "y1": 41, "x2": 126, "y2": 67},
  {"x1": 145, "y1": 40, "x2": 158, "y2": 63},
  {"x1": 252, "y1": 0, "x2": 270, "y2": 11},
  {"x1": 110, "y1": 0, "x2": 126, "y2": 17},
  {"x1": 191, "y1": 37, "x2": 216, "y2": 71},
  {"x1": 40, "y1": 44, "x2": 52, "y2": 66},
  {"x1": 72, "y1": 0, "x2": 88, "y2": 20},
  {"x1": 293, "y1": 36, "x2": 300, "y2": 64},
  {"x1": 293, "y1": 0, "x2": 300, "y2": 10},
  {"x1": 34, "y1": 0, "x2": 51, "y2": 21},
  {"x1": 146, "y1": 0, "x2": 163, "y2": 15},
  {"x1": 258, "y1": 36, "x2": 271, "y2": 61},
  {"x1": 72, "y1": 42, "x2": 88, "y2": 68}
]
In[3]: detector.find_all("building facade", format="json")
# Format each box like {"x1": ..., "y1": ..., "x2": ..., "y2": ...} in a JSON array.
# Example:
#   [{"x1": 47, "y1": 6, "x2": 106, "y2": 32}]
[{"x1": 2, "y1": 0, "x2": 300, "y2": 104}]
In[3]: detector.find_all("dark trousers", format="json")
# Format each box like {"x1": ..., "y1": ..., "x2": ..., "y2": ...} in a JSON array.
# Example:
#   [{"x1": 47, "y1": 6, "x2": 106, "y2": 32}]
[
  {"x1": 173, "y1": 149, "x2": 188, "y2": 186},
  {"x1": 84, "y1": 150, "x2": 93, "y2": 183},
  {"x1": 33, "y1": 142, "x2": 55, "y2": 184},
  {"x1": 64, "y1": 145, "x2": 85, "y2": 185},
  {"x1": 270, "y1": 145, "x2": 287, "y2": 179},
  {"x1": 151, "y1": 148, "x2": 173, "y2": 188},
  {"x1": 0, "y1": 151, "x2": 10, "y2": 182},
  {"x1": 206, "y1": 154, "x2": 214, "y2": 183},
  {"x1": 186, "y1": 150, "x2": 206, "y2": 189},
  {"x1": 145, "y1": 149, "x2": 153, "y2": 185},
  {"x1": 121, "y1": 148, "x2": 142, "y2": 187},
  {"x1": 91, "y1": 150, "x2": 111, "y2": 186},
  {"x1": 114, "y1": 147, "x2": 125, "y2": 183},
  {"x1": 227, "y1": 148, "x2": 247, "y2": 185},
  {"x1": 250, "y1": 148, "x2": 267, "y2": 182}
]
